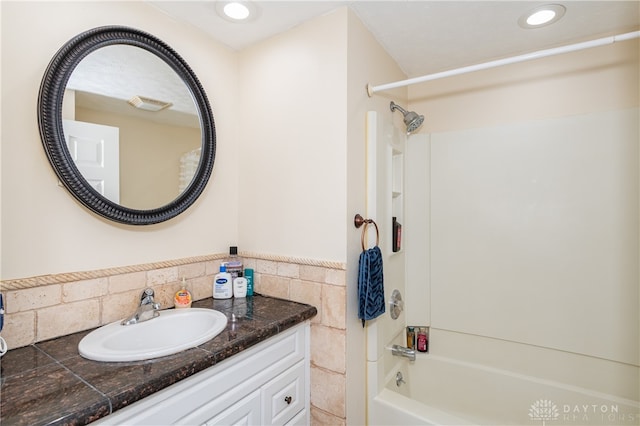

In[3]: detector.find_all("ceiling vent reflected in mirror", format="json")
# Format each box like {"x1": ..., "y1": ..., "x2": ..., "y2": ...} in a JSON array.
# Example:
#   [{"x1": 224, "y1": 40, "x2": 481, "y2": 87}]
[{"x1": 127, "y1": 95, "x2": 173, "y2": 112}]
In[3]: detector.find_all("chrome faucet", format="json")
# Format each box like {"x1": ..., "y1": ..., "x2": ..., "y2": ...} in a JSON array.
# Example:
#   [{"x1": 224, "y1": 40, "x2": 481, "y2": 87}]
[
  {"x1": 391, "y1": 344, "x2": 416, "y2": 361},
  {"x1": 121, "y1": 288, "x2": 161, "y2": 326}
]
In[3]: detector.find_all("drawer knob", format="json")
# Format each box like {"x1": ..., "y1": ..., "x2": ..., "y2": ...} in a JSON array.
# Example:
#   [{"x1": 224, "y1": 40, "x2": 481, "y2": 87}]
[{"x1": 284, "y1": 395, "x2": 292, "y2": 405}]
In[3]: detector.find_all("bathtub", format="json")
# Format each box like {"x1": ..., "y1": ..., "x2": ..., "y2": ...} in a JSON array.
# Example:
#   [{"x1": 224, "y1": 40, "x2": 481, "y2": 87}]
[{"x1": 370, "y1": 354, "x2": 640, "y2": 426}]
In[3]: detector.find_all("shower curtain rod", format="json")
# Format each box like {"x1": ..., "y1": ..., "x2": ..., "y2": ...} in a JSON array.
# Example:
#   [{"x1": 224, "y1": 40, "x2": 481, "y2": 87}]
[{"x1": 366, "y1": 30, "x2": 640, "y2": 96}]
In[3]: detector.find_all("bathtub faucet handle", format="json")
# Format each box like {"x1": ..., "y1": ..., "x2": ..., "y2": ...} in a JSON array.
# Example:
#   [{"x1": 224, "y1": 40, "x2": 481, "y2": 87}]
[{"x1": 389, "y1": 289, "x2": 404, "y2": 320}]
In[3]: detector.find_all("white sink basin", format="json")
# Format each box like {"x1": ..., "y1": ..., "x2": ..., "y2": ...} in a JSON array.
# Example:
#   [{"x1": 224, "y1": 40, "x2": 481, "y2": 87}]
[{"x1": 79, "y1": 308, "x2": 228, "y2": 362}]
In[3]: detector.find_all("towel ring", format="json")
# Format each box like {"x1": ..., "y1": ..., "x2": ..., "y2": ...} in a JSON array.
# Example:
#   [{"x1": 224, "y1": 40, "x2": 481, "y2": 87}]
[{"x1": 354, "y1": 214, "x2": 379, "y2": 250}]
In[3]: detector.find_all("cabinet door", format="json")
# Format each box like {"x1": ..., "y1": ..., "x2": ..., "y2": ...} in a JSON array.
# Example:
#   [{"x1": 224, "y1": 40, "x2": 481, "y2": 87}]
[
  {"x1": 262, "y1": 361, "x2": 305, "y2": 425},
  {"x1": 204, "y1": 389, "x2": 261, "y2": 426},
  {"x1": 284, "y1": 409, "x2": 307, "y2": 426}
]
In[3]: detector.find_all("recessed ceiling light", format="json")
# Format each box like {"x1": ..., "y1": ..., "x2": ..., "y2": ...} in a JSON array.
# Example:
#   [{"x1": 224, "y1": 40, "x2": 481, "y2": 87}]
[
  {"x1": 519, "y1": 4, "x2": 566, "y2": 29},
  {"x1": 224, "y1": 2, "x2": 250, "y2": 20},
  {"x1": 215, "y1": 1, "x2": 258, "y2": 23}
]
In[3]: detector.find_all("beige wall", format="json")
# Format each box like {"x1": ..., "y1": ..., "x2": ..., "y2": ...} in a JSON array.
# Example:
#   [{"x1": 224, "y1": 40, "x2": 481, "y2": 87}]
[
  {"x1": 1, "y1": 3, "x2": 399, "y2": 425},
  {"x1": 238, "y1": 13, "x2": 351, "y2": 420},
  {"x1": 409, "y1": 38, "x2": 639, "y2": 133},
  {"x1": 0, "y1": 1, "x2": 240, "y2": 280},
  {"x1": 237, "y1": 9, "x2": 348, "y2": 263},
  {"x1": 77, "y1": 107, "x2": 201, "y2": 209},
  {"x1": 0, "y1": 1, "x2": 378, "y2": 279},
  {"x1": 236, "y1": 8, "x2": 409, "y2": 423},
  {"x1": 345, "y1": 9, "x2": 409, "y2": 426}
]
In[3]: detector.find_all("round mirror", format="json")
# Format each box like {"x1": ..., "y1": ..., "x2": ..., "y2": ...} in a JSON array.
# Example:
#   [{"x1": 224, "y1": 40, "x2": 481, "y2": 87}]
[{"x1": 38, "y1": 26, "x2": 216, "y2": 225}]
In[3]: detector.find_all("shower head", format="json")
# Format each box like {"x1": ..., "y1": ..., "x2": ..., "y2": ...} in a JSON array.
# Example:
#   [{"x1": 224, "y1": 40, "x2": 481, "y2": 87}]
[{"x1": 390, "y1": 101, "x2": 424, "y2": 134}]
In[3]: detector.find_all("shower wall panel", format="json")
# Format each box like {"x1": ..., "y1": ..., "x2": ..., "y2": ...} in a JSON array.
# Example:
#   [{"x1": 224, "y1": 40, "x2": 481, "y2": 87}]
[{"x1": 429, "y1": 108, "x2": 639, "y2": 366}]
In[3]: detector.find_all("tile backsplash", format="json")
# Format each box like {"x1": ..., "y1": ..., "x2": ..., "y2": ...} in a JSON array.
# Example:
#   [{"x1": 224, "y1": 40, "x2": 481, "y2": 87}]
[{"x1": 0, "y1": 252, "x2": 347, "y2": 425}]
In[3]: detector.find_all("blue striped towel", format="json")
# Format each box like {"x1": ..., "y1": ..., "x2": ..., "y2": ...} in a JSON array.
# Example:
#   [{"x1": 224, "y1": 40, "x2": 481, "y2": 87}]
[{"x1": 358, "y1": 246, "x2": 385, "y2": 327}]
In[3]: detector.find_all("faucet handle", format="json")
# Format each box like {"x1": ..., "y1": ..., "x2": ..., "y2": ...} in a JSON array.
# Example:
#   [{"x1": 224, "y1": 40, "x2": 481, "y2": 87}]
[
  {"x1": 389, "y1": 289, "x2": 404, "y2": 320},
  {"x1": 140, "y1": 288, "x2": 156, "y2": 305}
]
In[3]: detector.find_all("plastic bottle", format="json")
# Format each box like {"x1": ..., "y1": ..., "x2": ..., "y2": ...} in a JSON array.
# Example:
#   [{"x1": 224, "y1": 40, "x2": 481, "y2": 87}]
[
  {"x1": 233, "y1": 274, "x2": 247, "y2": 298},
  {"x1": 417, "y1": 327, "x2": 429, "y2": 353},
  {"x1": 244, "y1": 268, "x2": 254, "y2": 296},
  {"x1": 213, "y1": 264, "x2": 233, "y2": 299},
  {"x1": 174, "y1": 278, "x2": 192, "y2": 308},
  {"x1": 226, "y1": 246, "x2": 243, "y2": 280}
]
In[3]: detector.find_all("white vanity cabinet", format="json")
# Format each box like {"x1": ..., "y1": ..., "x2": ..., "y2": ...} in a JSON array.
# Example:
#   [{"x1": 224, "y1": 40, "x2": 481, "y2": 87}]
[{"x1": 95, "y1": 322, "x2": 310, "y2": 426}]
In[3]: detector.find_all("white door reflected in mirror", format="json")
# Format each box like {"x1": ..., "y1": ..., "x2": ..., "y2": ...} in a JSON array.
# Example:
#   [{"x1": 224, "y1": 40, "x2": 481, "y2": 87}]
[{"x1": 63, "y1": 119, "x2": 120, "y2": 203}]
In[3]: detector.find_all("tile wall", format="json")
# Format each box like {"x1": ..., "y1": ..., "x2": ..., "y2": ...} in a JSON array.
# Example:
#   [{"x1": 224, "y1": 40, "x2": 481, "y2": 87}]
[{"x1": 0, "y1": 252, "x2": 347, "y2": 425}]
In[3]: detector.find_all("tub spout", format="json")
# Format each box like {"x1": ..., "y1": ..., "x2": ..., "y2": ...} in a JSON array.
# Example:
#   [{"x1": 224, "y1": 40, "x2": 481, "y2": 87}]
[{"x1": 391, "y1": 344, "x2": 416, "y2": 361}]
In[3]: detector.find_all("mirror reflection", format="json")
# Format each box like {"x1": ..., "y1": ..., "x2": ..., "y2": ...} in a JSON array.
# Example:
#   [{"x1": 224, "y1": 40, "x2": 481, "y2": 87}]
[{"x1": 63, "y1": 45, "x2": 201, "y2": 210}]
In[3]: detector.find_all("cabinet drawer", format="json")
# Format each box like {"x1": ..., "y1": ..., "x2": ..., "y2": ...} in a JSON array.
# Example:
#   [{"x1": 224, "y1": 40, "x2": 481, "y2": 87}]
[{"x1": 262, "y1": 360, "x2": 305, "y2": 426}]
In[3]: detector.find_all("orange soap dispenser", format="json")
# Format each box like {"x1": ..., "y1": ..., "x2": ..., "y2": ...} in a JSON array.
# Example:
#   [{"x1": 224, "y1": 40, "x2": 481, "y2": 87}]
[{"x1": 174, "y1": 278, "x2": 192, "y2": 309}]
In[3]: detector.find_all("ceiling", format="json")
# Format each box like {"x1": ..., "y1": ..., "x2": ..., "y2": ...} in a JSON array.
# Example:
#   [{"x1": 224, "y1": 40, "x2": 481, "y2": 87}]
[
  {"x1": 68, "y1": 45, "x2": 201, "y2": 128},
  {"x1": 68, "y1": 1, "x2": 637, "y2": 125},
  {"x1": 149, "y1": 1, "x2": 640, "y2": 79}
]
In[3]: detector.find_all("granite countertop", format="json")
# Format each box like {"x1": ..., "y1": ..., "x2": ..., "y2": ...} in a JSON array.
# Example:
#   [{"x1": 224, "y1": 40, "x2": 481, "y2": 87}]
[{"x1": 0, "y1": 295, "x2": 317, "y2": 426}]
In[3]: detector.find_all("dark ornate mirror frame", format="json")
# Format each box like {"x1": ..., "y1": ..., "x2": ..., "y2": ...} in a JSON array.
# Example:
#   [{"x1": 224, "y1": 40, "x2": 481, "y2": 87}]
[{"x1": 38, "y1": 26, "x2": 216, "y2": 225}]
